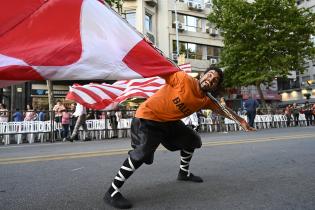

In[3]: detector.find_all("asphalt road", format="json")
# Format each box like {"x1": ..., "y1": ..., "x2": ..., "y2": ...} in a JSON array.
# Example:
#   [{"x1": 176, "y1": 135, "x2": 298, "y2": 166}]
[{"x1": 0, "y1": 126, "x2": 315, "y2": 210}]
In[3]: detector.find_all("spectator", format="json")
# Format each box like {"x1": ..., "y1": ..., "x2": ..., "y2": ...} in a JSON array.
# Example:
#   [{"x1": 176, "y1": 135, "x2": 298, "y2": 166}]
[
  {"x1": 69, "y1": 103, "x2": 90, "y2": 142},
  {"x1": 284, "y1": 105, "x2": 292, "y2": 127},
  {"x1": 61, "y1": 109, "x2": 70, "y2": 141},
  {"x1": 69, "y1": 103, "x2": 77, "y2": 138},
  {"x1": 109, "y1": 110, "x2": 118, "y2": 138},
  {"x1": 219, "y1": 97, "x2": 228, "y2": 133},
  {"x1": 53, "y1": 100, "x2": 65, "y2": 124},
  {"x1": 12, "y1": 108, "x2": 23, "y2": 122},
  {"x1": 292, "y1": 103, "x2": 300, "y2": 126},
  {"x1": 0, "y1": 104, "x2": 9, "y2": 122},
  {"x1": 38, "y1": 108, "x2": 46, "y2": 121},
  {"x1": 99, "y1": 111, "x2": 107, "y2": 119},
  {"x1": 244, "y1": 95, "x2": 259, "y2": 127},
  {"x1": 312, "y1": 103, "x2": 315, "y2": 125},
  {"x1": 303, "y1": 101, "x2": 312, "y2": 126},
  {"x1": 24, "y1": 104, "x2": 37, "y2": 121}
]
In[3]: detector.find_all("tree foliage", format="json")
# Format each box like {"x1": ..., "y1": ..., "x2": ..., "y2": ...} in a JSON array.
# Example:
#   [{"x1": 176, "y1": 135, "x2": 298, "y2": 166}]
[
  {"x1": 105, "y1": 0, "x2": 123, "y2": 12},
  {"x1": 208, "y1": 0, "x2": 315, "y2": 89}
]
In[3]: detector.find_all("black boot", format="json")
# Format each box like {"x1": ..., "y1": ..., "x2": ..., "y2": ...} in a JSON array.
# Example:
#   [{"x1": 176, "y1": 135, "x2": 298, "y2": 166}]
[
  {"x1": 104, "y1": 191, "x2": 132, "y2": 209},
  {"x1": 177, "y1": 171, "x2": 203, "y2": 183}
]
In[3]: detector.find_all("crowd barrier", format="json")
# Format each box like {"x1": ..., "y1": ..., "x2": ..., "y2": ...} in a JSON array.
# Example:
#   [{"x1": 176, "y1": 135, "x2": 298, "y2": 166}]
[{"x1": 0, "y1": 114, "x2": 309, "y2": 145}]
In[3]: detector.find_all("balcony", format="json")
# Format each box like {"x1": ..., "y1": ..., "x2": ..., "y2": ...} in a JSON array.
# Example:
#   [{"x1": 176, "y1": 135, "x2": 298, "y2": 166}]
[{"x1": 145, "y1": 0, "x2": 157, "y2": 7}]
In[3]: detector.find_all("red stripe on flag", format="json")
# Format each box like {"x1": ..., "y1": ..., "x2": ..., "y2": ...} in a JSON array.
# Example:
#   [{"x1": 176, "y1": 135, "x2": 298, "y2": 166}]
[
  {"x1": 123, "y1": 39, "x2": 179, "y2": 78},
  {"x1": 0, "y1": 65, "x2": 44, "y2": 80},
  {"x1": 89, "y1": 85, "x2": 121, "y2": 99},
  {"x1": 66, "y1": 91, "x2": 112, "y2": 110},
  {"x1": 73, "y1": 86, "x2": 105, "y2": 102},
  {"x1": 0, "y1": 0, "x2": 83, "y2": 66}
]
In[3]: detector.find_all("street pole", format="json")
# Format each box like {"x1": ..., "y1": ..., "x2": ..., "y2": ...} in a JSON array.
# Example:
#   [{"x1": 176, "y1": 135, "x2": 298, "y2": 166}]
[{"x1": 174, "y1": 0, "x2": 179, "y2": 60}]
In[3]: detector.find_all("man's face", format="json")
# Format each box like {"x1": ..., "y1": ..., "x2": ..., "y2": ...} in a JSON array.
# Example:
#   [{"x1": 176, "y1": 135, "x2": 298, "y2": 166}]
[{"x1": 199, "y1": 70, "x2": 220, "y2": 92}]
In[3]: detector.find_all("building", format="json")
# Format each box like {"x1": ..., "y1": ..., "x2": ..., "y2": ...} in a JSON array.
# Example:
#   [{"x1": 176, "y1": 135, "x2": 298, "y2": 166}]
[
  {"x1": 278, "y1": 0, "x2": 315, "y2": 105},
  {"x1": 121, "y1": 0, "x2": 222, "y2": 74}
]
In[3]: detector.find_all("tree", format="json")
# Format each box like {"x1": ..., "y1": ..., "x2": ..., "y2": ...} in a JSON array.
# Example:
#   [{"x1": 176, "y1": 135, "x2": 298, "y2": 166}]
[
  {"x1": 208, "y1": 0, "x2": 315, "y2": 107},
  {"x1": 104, "y1": 0, "x2": 123, "y2": 14}
]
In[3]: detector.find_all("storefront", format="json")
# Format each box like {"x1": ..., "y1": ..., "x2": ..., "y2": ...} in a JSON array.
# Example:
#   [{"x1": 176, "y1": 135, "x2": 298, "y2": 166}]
[{"x1": 31, "y1": 83, "x2": 71, "y2": 109}]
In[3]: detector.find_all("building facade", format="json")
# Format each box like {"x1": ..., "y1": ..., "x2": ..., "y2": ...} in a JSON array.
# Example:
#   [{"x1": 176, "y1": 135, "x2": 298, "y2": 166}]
[
  {"x1": 278, "y1": 0, "x2": 315, "y2": 104},
  {"x1": 121, "y1": 0, "x2": 222, "y2": 74}
]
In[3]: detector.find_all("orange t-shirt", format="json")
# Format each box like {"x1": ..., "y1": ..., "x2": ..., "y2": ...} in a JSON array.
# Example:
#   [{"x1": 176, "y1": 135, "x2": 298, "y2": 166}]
[{"x1": 135, "y1": 71, "x2": 226, "y2": 122}]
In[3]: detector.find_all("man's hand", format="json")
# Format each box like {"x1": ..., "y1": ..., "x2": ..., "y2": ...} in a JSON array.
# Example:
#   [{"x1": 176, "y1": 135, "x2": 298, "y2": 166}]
[{"x1": 240, "y1": 121, "x2": 256, "y2": 131}]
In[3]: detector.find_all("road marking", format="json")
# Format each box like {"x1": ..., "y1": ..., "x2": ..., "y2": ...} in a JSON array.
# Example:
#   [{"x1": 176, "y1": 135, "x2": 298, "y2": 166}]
[
  {"x1": 71, "y1": 167, "x2": 84, "y2": 171},
  {"x1": 0, "y1": 133, "x2": 314, "y2": 165}
]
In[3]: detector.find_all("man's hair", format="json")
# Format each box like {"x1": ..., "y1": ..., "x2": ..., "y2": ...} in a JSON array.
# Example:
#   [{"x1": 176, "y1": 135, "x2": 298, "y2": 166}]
[{"x1": 203, "y1": 65, "x2": 224, "y2": 97}]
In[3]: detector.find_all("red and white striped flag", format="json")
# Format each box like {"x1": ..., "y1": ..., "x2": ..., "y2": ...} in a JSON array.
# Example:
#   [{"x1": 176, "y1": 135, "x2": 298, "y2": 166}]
[
  {"x1": 179, "y1": 63, "x2": 192, "y2": 72},
  {"x1": 66, "y1": 77, "x2": 165, "y2": 110},
  {"x1": 0, "y1": 0, "x2": 178, "y2": 87},
  {"x1": 66, "y1": 64, "x2": 193, "y2": 110}
]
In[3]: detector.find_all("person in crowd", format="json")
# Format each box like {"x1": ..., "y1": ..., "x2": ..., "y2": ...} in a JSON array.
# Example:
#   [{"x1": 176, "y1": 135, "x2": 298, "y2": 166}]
[
  {"x1": 12, "y1": 108, "x2": 23, "y2": 122},
  {"x1": 219, "y1": 97, "x2": 228, "y2": 133},
  {"x1": 0, "y1": 103, "x2": 9, "y2": 122},
  {"x1": 61, "y1": 109, "x2": 70, "y2": 141},
  {"x1": 99, "y1": 111, "x2": 107, "y2": 120},
  {"x1": 244, "y1": 95, "x2": 259, "y2": 128},
  {"x1": 284, "y1": 104, "x2": 292, "y2": 127},
  {"x1": 303, "y1": 101, "x2": 312, "y2": 126},
  {"x1": 292, "y1": 103, "x2": 300, "y2": 126},
  {"x1": 103, "y1": 66, "x2": 255, "y2": 209},
  {"x1": 312, "y1": 103, "x2": 315, "y2": 125},
  {"x1": 87, "y1": 109, "x2": 97, "y2": 120},
  {"x1": 53, "y1": 100, "x2": 65, "y2": 124},
  {"x1": 69, "y1": 103, "x2": 77, "y2": 138},
  {"x1": 109, "y1": 110, "x2": 118, "y2": 138},
  {"x1": 69, "y1": 103, "x2": 90, "y2": 142},
  {"x1": 24, "y1": 104, "x2": 38, "y2": 121},
  {"x1": 38, "y1": 107, "x2": 46, "y2": 121}
]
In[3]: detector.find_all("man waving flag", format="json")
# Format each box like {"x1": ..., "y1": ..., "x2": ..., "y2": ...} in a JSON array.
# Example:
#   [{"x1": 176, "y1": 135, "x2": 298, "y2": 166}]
[{"x1": 0, "y1": 0, "x2": 179, "y2": 87}]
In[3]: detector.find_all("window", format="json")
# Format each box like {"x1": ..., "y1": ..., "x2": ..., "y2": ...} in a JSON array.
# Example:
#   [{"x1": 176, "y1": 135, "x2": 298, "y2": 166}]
[
  {"x1": 124, "y1": 10, "x2": 136, "y2": 27},
  {"x1": 172, "y1": 13, "x2": 203, "y2": 32},
  {"x1": 173, "y1": 41, "x2": 221, "y2": 60},
  {"x1": 206, "y1": 46, "x2": 221, "y2": 60},
  {"x1": 145, "y1": 13, "x2": 152, "y2": 32}
]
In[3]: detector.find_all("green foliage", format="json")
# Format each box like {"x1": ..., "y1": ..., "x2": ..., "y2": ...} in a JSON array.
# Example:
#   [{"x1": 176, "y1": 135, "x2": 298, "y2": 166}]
[
  {"x1": 104, "y1": 0, "x2": 123, "y2": 14},
  {"x1": 208, "y1": 0, "x2": 315, "y2": 88}
]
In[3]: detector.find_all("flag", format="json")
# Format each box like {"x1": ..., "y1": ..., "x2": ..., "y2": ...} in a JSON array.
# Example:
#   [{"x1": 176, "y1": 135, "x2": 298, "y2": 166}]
[
  {"x1": 66, "y1": 77, "x2": 165, "y2": 110},
  {"x1": 0, "y1": 0, "x2": 179, "y2": 87},
  {"x1": 66, "y1": 64, "x2": 193, "y2": 110},
  {"x1": 179, "y1": 63, "x2": 192, "y2": 72}
]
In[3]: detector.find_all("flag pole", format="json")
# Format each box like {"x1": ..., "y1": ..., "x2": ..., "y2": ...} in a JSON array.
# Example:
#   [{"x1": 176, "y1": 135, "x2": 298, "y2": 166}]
[{"x1": 205, "y1": 92, "x2": 243, "y2": 128}]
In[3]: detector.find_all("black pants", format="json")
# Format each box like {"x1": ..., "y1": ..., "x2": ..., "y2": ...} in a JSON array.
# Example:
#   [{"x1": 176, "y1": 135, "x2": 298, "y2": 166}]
[
  {"x1": 129, "y1": 118, "x2": 202, "y2": 165},
  {"x1": 305, "y1": 112, "x2": 312, "y2": 126},
  {"x1": 247, "y1": 112, "x2": 256, "y2": 128},
  {"x1": 293, "y1": 114, "x2": 299, "y2": 126}
]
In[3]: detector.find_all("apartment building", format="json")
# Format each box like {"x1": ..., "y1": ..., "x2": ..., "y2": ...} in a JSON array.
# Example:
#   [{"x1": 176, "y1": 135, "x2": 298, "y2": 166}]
[
  {"x1": 121, "y1": 0, "x2": 222, "y2": 74},
  {"x1": 278, "y1": 0, "x2": 315, "y2": 104}
]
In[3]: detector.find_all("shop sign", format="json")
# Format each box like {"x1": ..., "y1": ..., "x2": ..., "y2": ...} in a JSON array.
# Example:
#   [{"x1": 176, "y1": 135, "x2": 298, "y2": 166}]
[{"x1": 32, "y1": 89, "x2": 68, "y2": 96}]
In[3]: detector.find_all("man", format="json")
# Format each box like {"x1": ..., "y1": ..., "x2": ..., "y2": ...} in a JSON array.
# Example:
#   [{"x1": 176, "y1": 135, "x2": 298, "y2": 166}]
[
  {"x1": 292, "y1": 103, "x2": 300, "y2": 126},
  {"x1": 244, "y1": 95, "x2": 259, "y2": 128},
  {"x1": 12, "y1": 108, "x2": 23, "y2": 122},
  {"x1": 104, "y1": 66, "x2": 255, "y2": 209},
  {"x1": 69, "y1": 103, "x2": 90, "y2": 142},
  {"x1": 303, "y1": 101, "x2": 312, "y2": 126}
]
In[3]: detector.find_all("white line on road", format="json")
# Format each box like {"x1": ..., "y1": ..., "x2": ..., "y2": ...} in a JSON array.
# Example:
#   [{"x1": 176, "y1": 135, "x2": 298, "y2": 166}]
[{"x1": 71, "y1": 167, "x2": 85, "y2": 171}]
